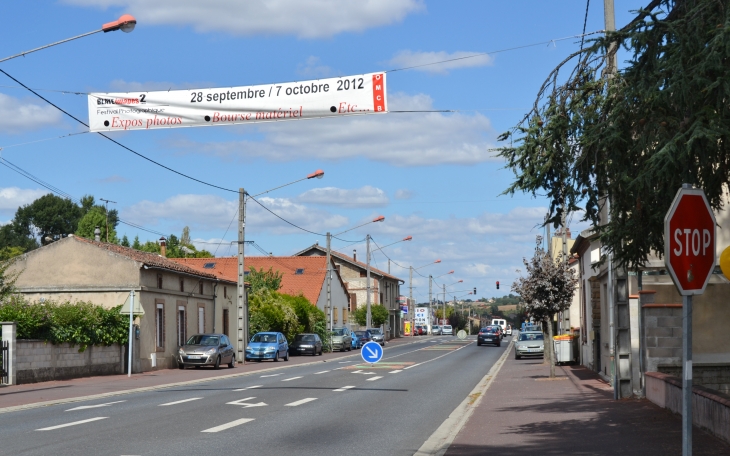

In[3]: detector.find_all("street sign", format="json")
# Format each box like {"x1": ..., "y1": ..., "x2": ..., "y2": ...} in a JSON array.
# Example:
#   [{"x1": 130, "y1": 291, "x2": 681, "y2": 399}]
[
  {"x1": 664, "y1": 186, "x2": 716, "y2": 296},
  {"x1": 360, "y1": 341, "x2": 383, "y2": 364},
  {"x1": 457, "y1": 330, "x2": 467, "y2": 340}
]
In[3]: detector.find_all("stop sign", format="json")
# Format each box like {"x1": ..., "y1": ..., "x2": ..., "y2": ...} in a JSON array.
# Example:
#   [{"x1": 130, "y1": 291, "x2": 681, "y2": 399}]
[{"x1": 664, "y1": 186, "x2": 716, "y2": 296}]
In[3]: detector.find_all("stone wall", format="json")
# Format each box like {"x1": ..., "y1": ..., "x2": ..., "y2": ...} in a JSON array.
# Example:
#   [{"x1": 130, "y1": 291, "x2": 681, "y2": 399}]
[
  {"x1": 16, "y1": 340, "x2": 122, "y2": 384},
  {"x1": 659, "y1": 364, "x2": 730, "y2": 396},
  {"x1": 643, "y1": 305, "x2": 683, "y2": 373}
]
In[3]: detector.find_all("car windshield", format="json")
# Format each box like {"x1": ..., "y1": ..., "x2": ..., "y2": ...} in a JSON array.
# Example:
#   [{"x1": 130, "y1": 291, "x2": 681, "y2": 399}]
[
  {"x1": 433, "y1": 325, "x2": 440, "y2": 329},
  {"x1": 355, "y1": 331, "x2": 365, "y2": 336},
  {"x1": 295, "y1": 334, "x2": 315, "y2": 342},
  {"x1": 185, "y1": 335, "x2": 219, "y2": 346},
  {"x1": 369, "y1": 329, "x2": 382, "y2": 335},
  {"x1": 444, "y1": 325, "x2": 452, "y2": 329},
  {"x1": 483, "y1": 327, "x2": 497, "y2": 333},
  {"x1": 332, "y1": 328, "x2": 347, "y2": 336},
  {"x1": 519, "y1": 333, "x2": 544, "y2": 341},
  {"x1": 250, "y1": 333, "x2": 277, "y2": 343}
]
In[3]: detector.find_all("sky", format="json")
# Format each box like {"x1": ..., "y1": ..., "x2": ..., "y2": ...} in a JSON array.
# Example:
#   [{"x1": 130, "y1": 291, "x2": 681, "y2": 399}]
[{"x1": 0, "y1": 0, "x2": 647, "y2": 303}]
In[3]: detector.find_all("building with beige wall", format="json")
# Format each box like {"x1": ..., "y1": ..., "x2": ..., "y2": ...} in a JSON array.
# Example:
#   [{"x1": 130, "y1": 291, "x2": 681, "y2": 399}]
[{"x1": 7, "y1": 236, "x2": 236, "y2": 372}]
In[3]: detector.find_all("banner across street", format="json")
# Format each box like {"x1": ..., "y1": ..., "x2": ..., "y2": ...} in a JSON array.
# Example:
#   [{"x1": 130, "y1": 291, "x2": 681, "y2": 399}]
[{"x1": 87, "y1": 72, "x2": 387, "y2": 132}]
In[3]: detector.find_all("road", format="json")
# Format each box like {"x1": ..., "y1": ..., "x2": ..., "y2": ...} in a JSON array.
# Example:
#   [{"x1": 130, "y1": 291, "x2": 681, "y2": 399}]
[{"x1": 0, "y1": 336, "x2": 509, "y2": 456}]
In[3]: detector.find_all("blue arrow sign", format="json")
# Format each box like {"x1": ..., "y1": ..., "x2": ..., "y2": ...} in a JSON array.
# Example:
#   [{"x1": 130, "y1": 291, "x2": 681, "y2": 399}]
[{"x1": 360, "y1": 341, "x2": 383, "y2": 364}]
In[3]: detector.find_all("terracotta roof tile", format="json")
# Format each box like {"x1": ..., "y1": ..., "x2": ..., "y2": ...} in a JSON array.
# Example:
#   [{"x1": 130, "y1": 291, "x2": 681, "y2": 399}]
[
  {"x1": 71, "y1": 236, "x2": 234, "y2": 282},
  {"x1": 297, "y1": 244, "x2": 403, "y2": 281},
  {"x1": 171, "y1": 256, "x2": 328, "y2": 305}
]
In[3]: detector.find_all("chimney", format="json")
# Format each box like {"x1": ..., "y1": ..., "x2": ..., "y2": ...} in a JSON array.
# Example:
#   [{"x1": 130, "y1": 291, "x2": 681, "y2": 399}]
[
  {"x1": 159, "y1": 237, "x2": 167, "y2": 257},
  {"x1": 353, "y1": 249, "x2": 357, "y2": 262},
  {"x1": 94, "y1": 226, "x2": 101, "y2": 242},
  {"x1": 566, "y1": 228, "x2": 572, "y2": 239}
]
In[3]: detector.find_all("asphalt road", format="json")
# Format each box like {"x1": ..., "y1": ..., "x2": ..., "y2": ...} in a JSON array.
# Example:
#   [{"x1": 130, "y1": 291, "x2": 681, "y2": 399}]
[{"x1": 0, "y1": 335, "x2": 508, "y2": 456}]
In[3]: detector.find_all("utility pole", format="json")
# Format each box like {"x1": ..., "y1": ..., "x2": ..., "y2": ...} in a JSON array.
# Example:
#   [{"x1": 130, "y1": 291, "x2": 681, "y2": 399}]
[
  {"x1": 428, "y1": 275, "x2": 433, "y2": 329},
  {"x1": 442, "y1": 284, "x2": 446, "y2": 327},
  {"x1": 366, "y1": 234, "x2": 372, "y2": 328},
  {"x1": 326, "y1": 232, "x2": 332, "y2": 346},
  {"x1": 409, "y1": 266, "x2": 414, "y2": 335},
  {"x1": 237, "y1": 188, "x2": 247, "y2": 364},
  {"x1": 100, "y1": 198, "x2": 116, "y2": 243}
]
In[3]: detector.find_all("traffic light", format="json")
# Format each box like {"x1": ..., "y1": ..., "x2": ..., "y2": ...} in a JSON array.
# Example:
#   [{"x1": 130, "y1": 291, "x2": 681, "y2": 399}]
[
  {"x1": 496, "y1": 281, "x2": 500, "y2": 290},
  {"x1": 473, "y1": 287, "x2": 476, "y2": 295}
]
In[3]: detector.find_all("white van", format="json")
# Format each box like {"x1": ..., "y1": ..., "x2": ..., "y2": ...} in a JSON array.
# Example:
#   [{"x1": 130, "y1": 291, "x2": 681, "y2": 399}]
[{"x1": 491, "y1": 319, "x2": 507, "y2": 337}]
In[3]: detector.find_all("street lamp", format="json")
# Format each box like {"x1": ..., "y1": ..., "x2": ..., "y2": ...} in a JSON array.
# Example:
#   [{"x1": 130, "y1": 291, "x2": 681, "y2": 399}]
[
  {"x1": 325, "y1": 215, "x2": 385, "y2": 339},
  {"x1": 408, "y1": 260, "x2": 441, "y2": 336},
  {"x1": 237, "y1": 169, "x2": 325, "y2": 363},
  {"x1": 429, "y1": 270, "x2": 454, "y2": 328},
  {"x1": 365, "y1": 234, "x2": 412, "y2": 335},
  {"x1": 0, "y1": 14, "x2": 137, "y2": 64}
]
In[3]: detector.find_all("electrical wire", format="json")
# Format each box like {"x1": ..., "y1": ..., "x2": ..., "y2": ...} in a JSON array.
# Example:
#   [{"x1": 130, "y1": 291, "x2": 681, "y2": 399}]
[
  {"x1": 212, "y1": 208, "x2": 238, "y2": 257},
  {"x1": 580, "y1": 0, "x2": 592, "y2": 54},
  {"x1": 0, "y1": 131, "x2": 89, "y2": 151}
]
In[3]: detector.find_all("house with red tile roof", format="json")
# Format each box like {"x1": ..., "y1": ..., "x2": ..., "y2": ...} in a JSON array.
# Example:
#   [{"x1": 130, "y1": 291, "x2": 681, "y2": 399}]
[
  {"x1": 7, "y1": 235, "x2": 237, "y2": 375},
  {"x1": 171, "y1": 256, "x2": 352, "y2": 327},
  {"x1": 295, "y1": 243, "x2": 405, "y2": 339}
]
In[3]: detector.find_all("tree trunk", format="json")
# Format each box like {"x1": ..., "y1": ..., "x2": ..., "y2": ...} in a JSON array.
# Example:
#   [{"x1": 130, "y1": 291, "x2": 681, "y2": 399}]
[{"x1": 546, "y1": 315, "x2": 555, "y2": 378}]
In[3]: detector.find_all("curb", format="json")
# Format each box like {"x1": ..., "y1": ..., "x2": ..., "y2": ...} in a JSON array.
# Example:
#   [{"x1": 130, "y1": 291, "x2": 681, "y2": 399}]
[
  {"x1": 414, "y1": 337, "x2": 514, "y2": 456},
  {"x1": 0, "y1": 335, "x2": 433, "y2": 415}
]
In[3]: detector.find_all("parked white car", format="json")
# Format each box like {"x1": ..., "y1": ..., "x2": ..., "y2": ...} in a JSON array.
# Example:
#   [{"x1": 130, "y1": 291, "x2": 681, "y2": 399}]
[{"x1": 442, "y1": 325, "x2": 453, "y2": 335}]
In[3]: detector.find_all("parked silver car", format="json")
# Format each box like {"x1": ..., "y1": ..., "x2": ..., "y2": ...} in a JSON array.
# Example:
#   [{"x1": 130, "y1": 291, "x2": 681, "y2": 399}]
[
  {"x1": 331, "y1": 327, "x2": 352, "y2": 352},
  {"x1": 178, "y1": 333, "x2": 235, "y2": 369},
  {"x1": 368, "y1": 328, "x2": 385, "y2": 346},
  {"x1": 432, "y1": 325, "x2": 442, "y2": 335},
  {"x1": 514, "y1": 331, "x2": 544, "y2": 359},
  {"x1": 442, "y1": 325, "x2": 453, "y2": 336}
]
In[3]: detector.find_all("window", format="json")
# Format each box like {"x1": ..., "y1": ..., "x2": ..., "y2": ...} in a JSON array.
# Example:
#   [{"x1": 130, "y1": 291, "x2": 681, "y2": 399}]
[
  {"x1": 295, "y1": 268, "x2": 304, "y2": 275},
  {"x1": 198, "y1": 306, "x2": 205, "y2": 333},
  {"x1": 199, "y1": 282, "x2": 204, "y2": 295},
  {"x1": 177, "y1": 303, "x2": 186, "y2": 347},
  {"x1": 334, "y1": 307, "x2": 339, "y2": 324},
  {"x1": 360, "y1": 271, "x2": 367, "y2": 278},
  {"x1": 179, "y1": 278, "x2": 184, "y2": 292},
  {"x1": 157, "y1": 274, "x2": 163, "y2": 289},
  {"x1": 222, "y1": 308, "x2": 230, "y2": 337},
  {"x1": 155, "y1": 300, "x2": 165, "y2": 351},
  {"x1": 349, "y1": 293, "x2": 357, "y2": 312},
  {"x1": 203, "y1": 262, "x2": 216, "y2": 269},
  {"x1": 343, "y1": 308, "x2": 348, "y2": 324},
  {"x1": 379, "y1": 292, "x2": 383, "y2": 305},
  {"x1": 224, "y1": 287, "x2": 227, "y2": 299}
]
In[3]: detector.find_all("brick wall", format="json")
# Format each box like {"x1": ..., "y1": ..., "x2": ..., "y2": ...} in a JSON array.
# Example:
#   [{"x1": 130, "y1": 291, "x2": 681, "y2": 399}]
[
  {"x1": 15, "y1": 340, "x2": 122, "y2": 384},
  {"x1": 643, "y1": 306, "x2": 683, "y2": 373}
]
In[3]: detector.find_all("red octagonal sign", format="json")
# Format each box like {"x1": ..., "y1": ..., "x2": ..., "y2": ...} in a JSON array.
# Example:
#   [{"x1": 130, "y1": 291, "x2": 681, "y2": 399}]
[{"x1": 664, "y1": 186, "x2": 716, "y2": 296}]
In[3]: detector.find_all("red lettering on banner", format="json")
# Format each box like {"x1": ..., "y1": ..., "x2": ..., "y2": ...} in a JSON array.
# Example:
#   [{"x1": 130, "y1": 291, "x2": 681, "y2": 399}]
[{"x1": 372, "y1": 74, "x2": 385, "y2": 112}]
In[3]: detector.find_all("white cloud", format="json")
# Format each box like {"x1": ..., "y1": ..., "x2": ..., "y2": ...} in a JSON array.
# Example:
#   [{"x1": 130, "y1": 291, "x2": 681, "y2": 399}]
[
  {"x1": 387, "y1": 50, "x2": 493, "y2": 74},
  {"x1": 168, "y1": 93, "x2": 498, "y2": 166},
  {"x1": 0, "y1": 187, "x2": 47, "y2": 212},
  {"x1": 296, "y1": 56, "x2": 333, "y2": 78},
  {"x1": 296, "y1": 186, "x2": 388, "y2": 208},
  {"x1": 65, "y1": 0, "x2": 424, "y2": 38},
  {"x1": 394, "y1": 189, "x2": 413, "y2": 200},
  {"x1": 0, "y1": 94, "x2": 63, "y2": 133},
  {"x1": 122, "y1": 193, "x2": 348, "y2": 235},
  {"x1": 108, "y1": 80, "x2": 217, "y2": 92}
]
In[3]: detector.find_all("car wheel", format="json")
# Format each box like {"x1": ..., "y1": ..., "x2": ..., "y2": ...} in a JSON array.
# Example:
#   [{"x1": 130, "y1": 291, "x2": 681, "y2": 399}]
[
  {"x1": 178, "y1": 363, "x2": 185, "y2": 370},
  {"x1": 284, "y1": 351, "x2": 289, "y2": 361},
  {"x1": 318, "y1": 348, "x2": 323, "y2": 356},
  {"x1": 497, "y1": 342, "x2": 501, "y2": 347},
  {"x1": 347, "y1": 344, "x2": 352, "y2": 352},
  {"x1": 477, "y1": 342, "x2": 482, "y2": 346},
  {"x1": 194, "y1": 365, "x2": 200, "y2": 369},
  {"x1": 273, "y1": 351, "x2": 279, "y2": 362},
  {"x1": 228, "y1": 355, "x2": 235, "y2": 368},
  {"x1": 214, "y1": 356, "x2": 221, "y2": 369},
  {"x1": 515, "y1": 353, "x2": 521, "y2": 360}
]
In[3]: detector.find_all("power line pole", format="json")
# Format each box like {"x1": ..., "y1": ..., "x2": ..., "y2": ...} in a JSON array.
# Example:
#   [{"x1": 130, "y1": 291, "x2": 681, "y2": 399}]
[
  {"x1": 237, "y1": 188, "x2": 247, "y2": 364},
  {"x1": 429, "y1": 275, "x2": 433, "y2": 329},
  {"x1": 326, "y1": 232, "x2": 332, "y2": 346},
  {"x1": 100, "y1": 198, "x2": 116, "y2": 243},
  {"x1": 409, "y1": 266, "x2": 414, "y2": 335},
  {"x1": 366, "y1": 234, "x2": 372, "y2": 328}
]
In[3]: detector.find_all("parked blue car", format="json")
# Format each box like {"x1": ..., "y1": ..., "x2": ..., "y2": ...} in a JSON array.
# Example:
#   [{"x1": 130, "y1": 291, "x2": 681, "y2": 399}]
[
  {"x1": 351, "y1": 331, "x2": 362, "y2": 349},
  {"x1": 245, "y1": 332, "x2": 289, "y2": 362}
]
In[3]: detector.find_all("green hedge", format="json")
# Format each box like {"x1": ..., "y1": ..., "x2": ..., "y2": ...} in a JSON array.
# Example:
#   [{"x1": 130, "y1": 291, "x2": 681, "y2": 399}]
[{"x1": 0, "y1": 296, "x2": 129, "y2": 351}]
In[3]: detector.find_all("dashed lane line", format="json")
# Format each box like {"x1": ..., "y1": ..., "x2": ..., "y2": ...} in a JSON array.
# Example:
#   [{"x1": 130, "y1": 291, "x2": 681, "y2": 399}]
[
  {"x1": 260, "y1": 373, "x2": 282, "y2": 378},
  {"x1": 36, "y1": 417, "x2": 107, "y2": 431},
  {"x1": 65, "y1": 400, "x2": 125, "y2": 411},
  {"x1": 201, "y1": 418, "x2": 255, "y2": 433},
  {"x1": 314, "y1": 370, "x2": 330, "y2": 374},
  {"x1": 333, "y1": 386, "x2": 356, "y2": 392},
  {"x1": 158, "y1": 398, "x2": 202, "y2": 407},
  {"x1": 366, "y1": 376, "x2": 383, "y2": 382},
  {"x1": 281, "y1": 376, "x2": 302, "y2": 382},
  {"x1": 389, "y1": 370, "x2": 403, "y2": 374},
  {"x1": 234, "y1": 385, "x2": 262, "y2": 391},
  {"x1": 285, "y1": 398, "x2": 318, "y2": 407}
]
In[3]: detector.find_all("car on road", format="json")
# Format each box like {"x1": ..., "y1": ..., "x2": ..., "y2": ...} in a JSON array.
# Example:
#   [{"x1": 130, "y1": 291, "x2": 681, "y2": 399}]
[
  {"x1": 514, "y1": 331, "x2": 545, "y2": 359},
  {"x1": 289, "y1": 333, "x2": 323, "y2": 356},
  {"x1": 331, "y1": 327, "x2": 352, "y2": 352},
  {"x1": 369, "y1": 328, "x2": 385, "y2": 346},
  {"x1": 505, "y1": 325, "x2": 513, "y2": 336},
  {"x1": 245, "y1": 332, "x2": 290, "y2": 362},
  {"x1": 432, "y1": 325, "x2": 442, "y2": 335},
  {"x1": 491, "y1": 319, "x2": 507, "y2": 336},
  {"x1": 477, "y1": 326, "x2": 501, "y2": 347},
  {"x1": 523, "y1": 325, "x2": 541, "y2": 332},
  {"x1": 442, "y1": 325, "x2": 453, "y2": 336},
  {"x1": 178, "y1": 333, "x2": 235, "y2": 369}
]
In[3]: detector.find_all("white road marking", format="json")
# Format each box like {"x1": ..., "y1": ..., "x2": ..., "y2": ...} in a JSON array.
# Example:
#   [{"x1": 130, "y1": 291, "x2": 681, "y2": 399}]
[
  {"x1": 36, "y1": 417, "x2": 107, "y2": 431},
  {"x1": 201, "y1": 418, "x2": 255, "y2": 433},
  {"x1": 282, "y1": 376, "x2": 302, "y2": 382},
  {"x1": 389, "y1": 370, "x2": 403, "y2": 374},
  {"x1": 226, "y1": 397, "x2": 256, "y2": 404},
  {"x1": 260, "y1": 373, "x2": 282, "y2": 378},
  {"x1": 234, "y1": 385, "x2": 262, "y2": 391},
  {"x1": 226, "y1": 397, "x2": 267, "y2": 408},
  {"x1": 338, "y1": 361, "x2": 353, "y2": 364},
  {"x1": 65, "y1": 401, "x2": 125, "y2": 411},
  {"x1": 333, "y1": 386, "x2": 356, "y2": 392},
  {"x1": 314, "y1": 370, "x2": 330, "y2": 374},
  {"x1": 285, "y1": 398, "x2": 318, "y2": 406},
  {"x1": 366, "y1": 376, "x2": 383, "y2": 381},
  {"x1": 158, "y1": 398, "x2": 202, "y2": 407}
]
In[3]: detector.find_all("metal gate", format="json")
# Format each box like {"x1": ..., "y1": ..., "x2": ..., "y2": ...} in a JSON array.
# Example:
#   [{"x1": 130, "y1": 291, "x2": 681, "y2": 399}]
[{"x1": 1, "y1": 340, "x2": 8, "y2": 385}]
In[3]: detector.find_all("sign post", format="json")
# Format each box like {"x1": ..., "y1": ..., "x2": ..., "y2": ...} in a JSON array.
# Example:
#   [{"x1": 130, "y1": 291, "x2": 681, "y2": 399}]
[
  {"x1": 664, "y1": 184, "x2": 716, "y2": 456},
  {"x1": 120, "y1": 290, "x2": 144, "y2": 377}
]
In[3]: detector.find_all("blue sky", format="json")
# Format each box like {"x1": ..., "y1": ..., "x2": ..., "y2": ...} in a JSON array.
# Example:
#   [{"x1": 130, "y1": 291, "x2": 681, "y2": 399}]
[{"x1": 0, "y1": 0, "x2": 646, "y2": 302}]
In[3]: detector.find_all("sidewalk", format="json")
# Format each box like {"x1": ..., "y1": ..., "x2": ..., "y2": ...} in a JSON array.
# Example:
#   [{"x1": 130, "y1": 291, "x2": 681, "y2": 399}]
[
  {"x1": 0, "y1": 336, "x2": 416, "y2": 412},
  {"x1": 446, "y1": 355, "x2": 730, "y2": 455}
]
